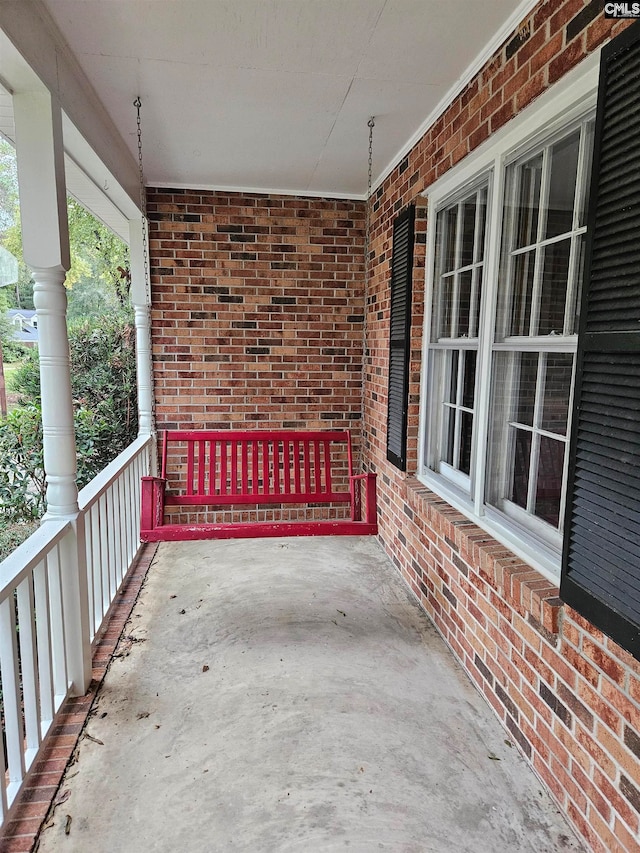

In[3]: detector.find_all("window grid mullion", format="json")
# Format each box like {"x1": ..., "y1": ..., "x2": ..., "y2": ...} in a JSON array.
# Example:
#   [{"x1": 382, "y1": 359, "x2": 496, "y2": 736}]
[
  {"x1": 526, "y1": 353, "x2": 547, "y2": 513},
  {"x1": 450, "y1": 203, "x2": 464, "y2": 337},
  {"x1": 452, "y1": 352, "x2": 464, "y2": 468},
  {"x1": 528, "y1": 147, "x2": 552, "y2": 336},
  {"x1": 498, "y1": 168, "x2": 519, "y2": 341}
]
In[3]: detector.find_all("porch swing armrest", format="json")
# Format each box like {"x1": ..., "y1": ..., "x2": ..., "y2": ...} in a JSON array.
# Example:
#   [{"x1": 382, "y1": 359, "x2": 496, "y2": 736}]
[
  {"x1": 349, "y1": 472, "x2": 378, "y2": 529},
  {"x1": 141, "y1": 476, "x2": 166, "y2": 540}
]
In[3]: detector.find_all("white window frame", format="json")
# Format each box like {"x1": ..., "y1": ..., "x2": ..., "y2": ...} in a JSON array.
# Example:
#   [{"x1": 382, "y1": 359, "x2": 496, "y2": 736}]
[{"x1": 418, "y1": 53, "x2": 601, "y2": 583}]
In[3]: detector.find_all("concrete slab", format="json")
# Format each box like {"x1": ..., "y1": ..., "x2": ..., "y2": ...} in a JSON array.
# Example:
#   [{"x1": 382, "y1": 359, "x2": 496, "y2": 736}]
[{"x1": 38, "y1": 537, "x2": 584, "y2": 852}]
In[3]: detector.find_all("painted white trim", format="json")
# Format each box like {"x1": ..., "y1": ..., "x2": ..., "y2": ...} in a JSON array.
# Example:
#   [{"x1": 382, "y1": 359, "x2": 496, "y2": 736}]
[
  {"x1": 148, "y1": 180, "x2": 365, "y2": 202},
  {"x1": 372, "y1": 0, "x2": 542, "y2": 194}
]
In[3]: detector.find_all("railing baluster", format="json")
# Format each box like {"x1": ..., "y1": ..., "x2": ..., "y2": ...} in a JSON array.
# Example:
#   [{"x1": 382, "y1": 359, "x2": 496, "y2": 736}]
[
  {"x1": 198, "y1": 439, "x2": 206, "y2": 494},
  {"x1": 283, "y1": 440, "x2": 291, "y2": 493},
  {"x1": 324, "y1": 440, "x2": 332, "y2": 494},
  {"x1": 313, "y1": 440, "x2": 321, "y2": 493},
  {"x1": 208, "y1": 440, "x2": 216, "y2": 496},
  {"x1": 0, "y1": 594, "x2": 26, "y2": 784},
  {"x1": 47, "y1": 546, "x2": 68, "y2": 709},
  {"x1": 107, "y1": 486, "x2": 117, "y2": 602},
  {"x1": 262, "y1": 440, "x2": 269, "y2": 495},
  {"x1": 16, "y1": 574, "x2": 41, "y2": 754},
  {"x1": 303, "y1": 440, "x2": 311, "y2": 494},
  {"x1": 240, "y1": 440, "x2": 247, "y2": 495},
  {"x1": 229, "y1": 440, "x2": 238, "y2": 495},
  {"x1": 220, "y1": 441, "x2": 228, "y2": 496},
  {"x1": 294, "y1": 440, "x2": 301, "y2": 492},
  {"x1": 113, "y1": 475, "x2": 123, "y2": 589},
  {"x1": 274, "y1": 440, "x2": 281, "y2": 495},
  {"x1": 84, "y1": 504, "x2": 96, "y2": 642},
  {"x1": 186, "y1": 440, "x2": 195, "y2": 495},
  {"x1": 98, "y1": 495, "x2": 111, "y2": 622},
  {"x1": 252, "y1": 440, "x2": 259, "y2": 495},
  {"x1": 34, "y1": 558, "x2": 54, "y2": 729}
]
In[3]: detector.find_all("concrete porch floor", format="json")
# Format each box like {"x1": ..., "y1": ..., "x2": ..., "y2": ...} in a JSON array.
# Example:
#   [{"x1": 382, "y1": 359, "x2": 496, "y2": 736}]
[{"x1": 38, "y1": 537, "x2": 583, "y2": 852}]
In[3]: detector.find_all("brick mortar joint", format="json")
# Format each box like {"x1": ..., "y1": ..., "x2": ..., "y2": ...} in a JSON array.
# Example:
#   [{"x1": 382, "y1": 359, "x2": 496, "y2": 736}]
[{"x1": 403, "y1": 476, "x2": 563, "y2": 633}]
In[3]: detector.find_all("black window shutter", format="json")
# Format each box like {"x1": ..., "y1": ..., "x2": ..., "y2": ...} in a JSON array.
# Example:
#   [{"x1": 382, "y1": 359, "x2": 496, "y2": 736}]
[
  {"x1": 386, "y1": 205, "x2": 415, "y2": 471},
  {"x1": 561, "y1": 21, "x2": 640, "y2": 659}
]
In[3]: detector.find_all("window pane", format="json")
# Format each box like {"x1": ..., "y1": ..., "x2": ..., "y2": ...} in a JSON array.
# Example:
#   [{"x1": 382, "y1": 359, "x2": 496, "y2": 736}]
[
  {"x1": 515, "y1": 154, "x2": 543, "y2": 248},
  {"x1": 510, "y1": 428, "x2": 531, "y2": 510},
  {"x1": 515, "y1": 353, "x2": 538, "y2": 426},
  {"x1": 539, "y1": 239, "x2": 570, "y2": 335},
  {"x1": 461, "y1": 199, "x2": 476, "y2": 266},
  {"x1": 443, "y1": 207, "x2": 458, "y2": 272},
  {"x1": 541, "y1": 353, "x2": 573, "y2": 434},
  {"x1": 535, "y1": 436, "x2": 564, "y2": 527},
  {"x1": 443, "y1": 406, "x2": 455, "y2": 466},
  {"x1": 476, "y1": 187, "x2": 487, "y2": 262},
  {"x1": 470, "y1": 267, "x2": 482, "y2": 338},
  {"x1": 458, "y1": 270, "x2": 472, "y2": 337},
  {"x1": 509, "y1": 250, "x2": 536, "y2": 336},
  {"x1": 446, "y1": 349, "x2": 459, "y2": 403},
  {"x1": 572, "y1": 234, "x2": 586, "y2": 334},
  {"x1": 462, "y1": 350, "x2": 476, "y2": 408},
  {"x1": 433, "y1": 274, "x2": 454, "y2": 339},
  {"x1": 576, "y1": 122, "x2": 594, "y2": 228},
  {"x1": 545, "y1": 131, "x2": 580, "y2": 239},
  {"x1": 459, "y1": 411, "x2": 473, "y2": 475}
]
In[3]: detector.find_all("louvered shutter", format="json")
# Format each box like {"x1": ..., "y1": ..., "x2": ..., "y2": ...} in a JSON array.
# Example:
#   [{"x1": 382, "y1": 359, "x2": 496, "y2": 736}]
[
  {"x1": 386, "y1": 205, "x2": 415, "y2": 470},
  {"x1": 561, "y1": 21, "x2": 640, "y2": 659}
]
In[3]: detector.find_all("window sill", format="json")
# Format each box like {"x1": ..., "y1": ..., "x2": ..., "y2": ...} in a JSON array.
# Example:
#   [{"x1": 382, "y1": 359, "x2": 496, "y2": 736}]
[{"x1": 404, "y1": 476, "x2": 563, "y2": 641}]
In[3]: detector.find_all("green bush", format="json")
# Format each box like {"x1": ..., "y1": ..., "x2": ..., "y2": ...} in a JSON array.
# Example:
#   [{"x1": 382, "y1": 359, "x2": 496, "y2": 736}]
[
  {"x1": 0, "y1": 404, "x2": 46, "y2": 521},
  {"x1": 2, "y1": 340, "x2": 30, "y2": 363},
  {"x1": 1, "y1": 314, "x2": 138, "y2": 523}
]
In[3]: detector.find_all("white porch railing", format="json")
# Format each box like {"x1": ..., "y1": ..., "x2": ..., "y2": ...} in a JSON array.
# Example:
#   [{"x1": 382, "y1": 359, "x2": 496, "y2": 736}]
[
  {"x1": 0, "y1": 434, "x2": 152, "y2": 823},
  {"x1": 79, "y1": 435, "x2": 152, "y2": 644}
]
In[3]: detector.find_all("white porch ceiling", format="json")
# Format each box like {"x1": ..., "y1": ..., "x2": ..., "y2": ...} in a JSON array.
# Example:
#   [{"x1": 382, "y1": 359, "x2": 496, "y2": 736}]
[{"x1": 38, "y1": 0, "x2": 529, "y2": 198}]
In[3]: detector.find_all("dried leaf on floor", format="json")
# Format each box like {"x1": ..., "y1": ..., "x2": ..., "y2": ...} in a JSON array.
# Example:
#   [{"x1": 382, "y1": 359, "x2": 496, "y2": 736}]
[
  {"x1": 65, "y1": 814, "x2": 72, "y2": 835},
  {"x1": 54, "y1": 789, "x2": 71, "y2": 807},
  {"x1": 137, "y1": 711, "x2": 150, "y2": 719},
  {"x1": 84, "y1": 732, "x2": 104, "y2": 745},
  {"x1": 202, "y1": 665, "x2": 210, "y2": 672},
  {"x1": 488, "y1": 752, "x2": 500, "y2": 760}
]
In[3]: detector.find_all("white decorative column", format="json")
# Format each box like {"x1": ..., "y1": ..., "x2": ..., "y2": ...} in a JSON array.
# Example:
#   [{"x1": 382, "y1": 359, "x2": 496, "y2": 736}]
[
  {"x1": 129, "y1": 217, "x2": 157, "y2": 469},
  {"x1": 13, "y1": 90, "x2": 92, "y2": 695}
]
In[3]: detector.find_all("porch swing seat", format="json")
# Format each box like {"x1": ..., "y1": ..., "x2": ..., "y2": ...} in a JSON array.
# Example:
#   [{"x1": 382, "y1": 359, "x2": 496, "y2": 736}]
[{"x1": 140, "y1": 429, "x2": 378, "y2": 541}]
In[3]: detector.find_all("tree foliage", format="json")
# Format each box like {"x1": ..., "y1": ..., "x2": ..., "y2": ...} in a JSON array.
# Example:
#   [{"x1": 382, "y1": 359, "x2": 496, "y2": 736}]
[{"x1": 8, "y1": 315, "x2": 138, "y2": 492}]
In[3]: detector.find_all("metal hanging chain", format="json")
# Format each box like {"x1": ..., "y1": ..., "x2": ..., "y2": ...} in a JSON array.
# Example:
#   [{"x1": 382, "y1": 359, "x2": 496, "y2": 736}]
[
  {"x1": 360, "y1": 117, "x2": 375, "y2": 470},
  {"x1": 134, "y1": 97, "x2": 156, "y2": 430},
  {"x1": 365, "y1": 117, "x2": 375, "y2": 277},
  {"x1": 134, "y1": 97, "x2": 151, "y2": 307}
]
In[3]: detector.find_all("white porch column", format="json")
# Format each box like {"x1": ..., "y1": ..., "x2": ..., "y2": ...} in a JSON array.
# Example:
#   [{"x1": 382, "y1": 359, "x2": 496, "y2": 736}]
[
  {"x1": 13, "y1": 91, "x2": 92, "y2": 695},
  {"x1": 129, "y1": 218, "x2": 155, "y2": 442}
]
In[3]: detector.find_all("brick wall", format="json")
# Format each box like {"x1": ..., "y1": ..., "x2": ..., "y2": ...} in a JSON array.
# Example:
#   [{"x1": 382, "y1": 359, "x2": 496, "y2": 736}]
[
  {"x1": 147, "y1": 190, "x2": 365, "y2": 436},
  {"x1": 147, "y1": 190, "x2": 366, "y2": 523},
  {"x1": 365, "y1": 3, "x2": 640, "y2": 852}
]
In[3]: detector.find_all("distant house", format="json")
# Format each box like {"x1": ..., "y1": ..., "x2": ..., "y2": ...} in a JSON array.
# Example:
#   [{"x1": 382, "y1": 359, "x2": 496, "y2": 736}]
[{"x1": 7, "y1": 309, "x2": 38, "y2": 347}]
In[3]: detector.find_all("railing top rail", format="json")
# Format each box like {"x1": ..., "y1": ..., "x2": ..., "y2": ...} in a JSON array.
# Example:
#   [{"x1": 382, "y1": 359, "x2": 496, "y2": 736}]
[
  {"x1": 79, "y1": 434, "x2": 152, "y2": 512},
  {"x1": 0, "y1": 518, "x2": 71, "y2": 601}
]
